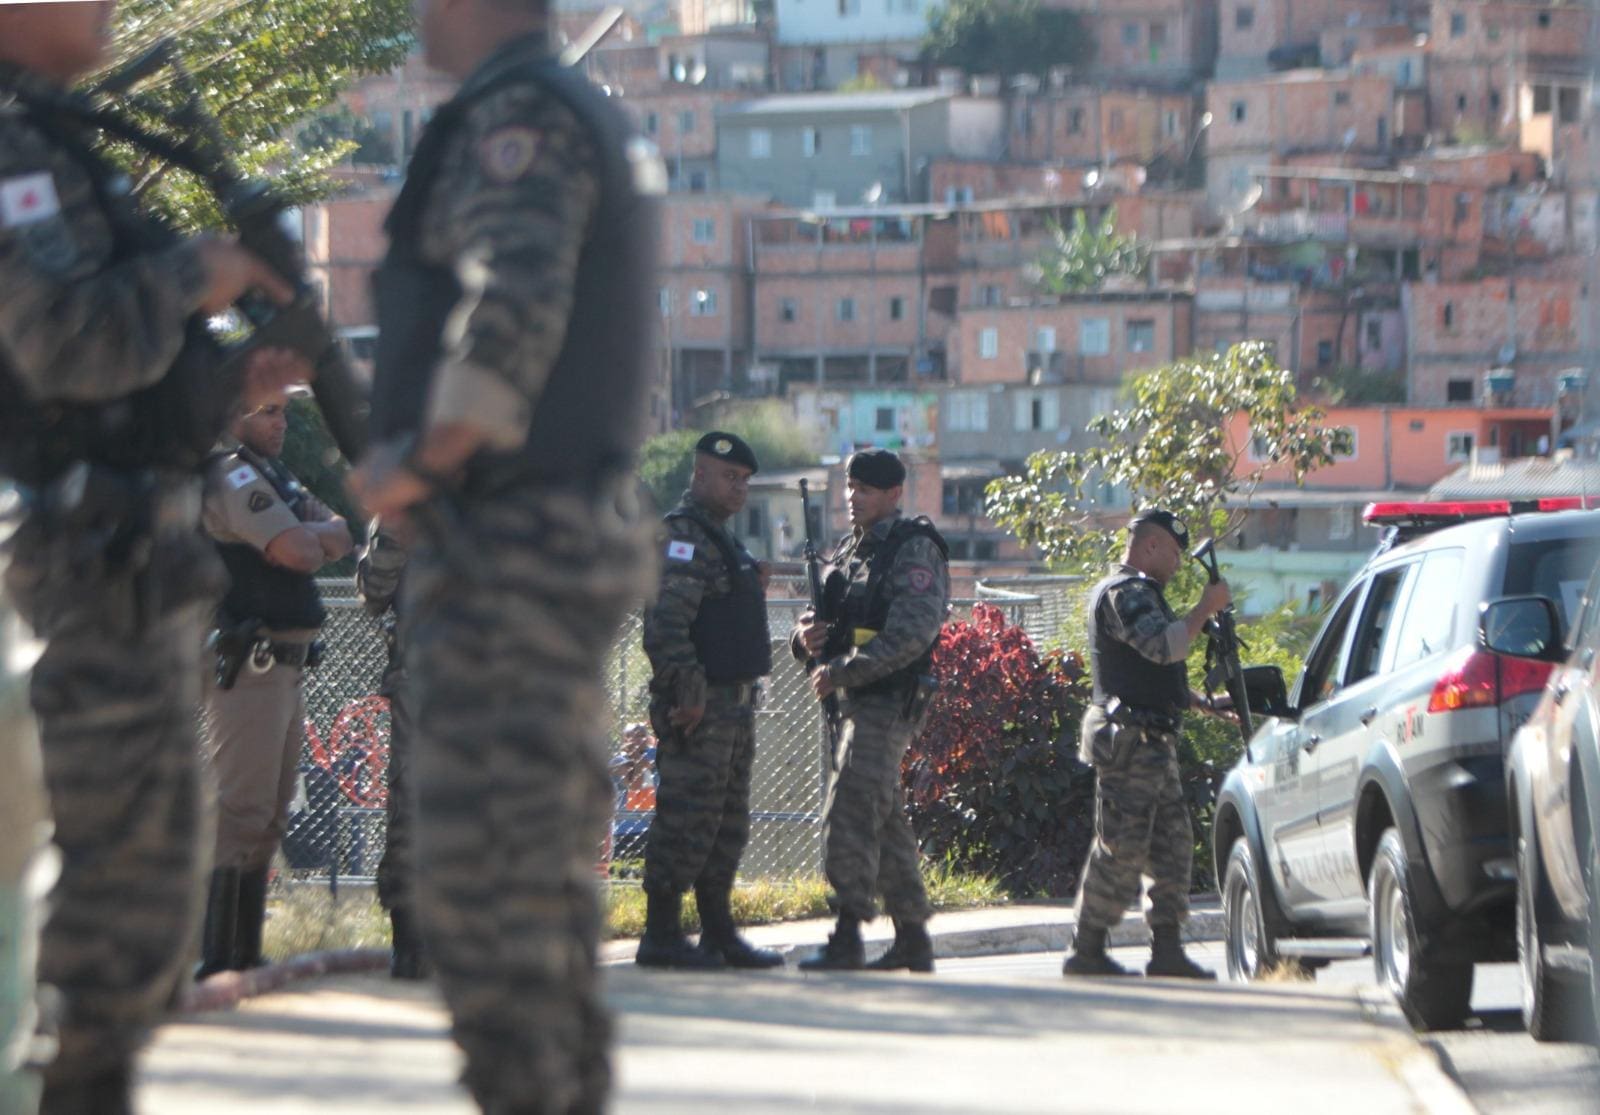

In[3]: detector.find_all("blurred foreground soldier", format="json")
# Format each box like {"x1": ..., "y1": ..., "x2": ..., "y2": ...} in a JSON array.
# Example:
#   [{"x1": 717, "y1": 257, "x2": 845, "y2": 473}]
[
  {"x1": 792, "y1": 450, "x2": 948, "y2": 973},
  {"x1": 0, "y1": 4, "x2": 307, "y2": 1108},
  {"x1": 197, "y1": 389, "x2": 351, "y2": 977},
  {"x1": 637, "y1": 432, "x2": 780, "y2": 970},
  {"x1": 346, "y1": 0, "x2": 664, "y2": 1106},
  {"x1": 1061, "y1": 509, "x2": 1229, "y2": 980},
  {"x1": 356, "y1": 518, "x2": 431, "y2": 980},
  {"x1": 0, "y1": 537, "x2": 54, "y2": 1115}
]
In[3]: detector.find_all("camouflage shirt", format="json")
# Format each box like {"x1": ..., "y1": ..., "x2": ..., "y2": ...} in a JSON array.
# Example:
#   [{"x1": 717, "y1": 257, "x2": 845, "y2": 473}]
[
  {"x1": 1096, "y1": 563, "x2": 1191, "y2": 665},
  {"x1": 0, "y1": 63, "x2": 208, "y2": 404},
  {"x1": 641, "y1": 491, "x2": 753, "y2": 709},
  {"x1": 409, "y1": 36, "x2": 599, "y2": 453},
  {"x1": 821, "y1": 513, "x2": 950, "y2": 692},
  {"x1": 356, "y1": 521, "x2": 409, "y2": 619}
]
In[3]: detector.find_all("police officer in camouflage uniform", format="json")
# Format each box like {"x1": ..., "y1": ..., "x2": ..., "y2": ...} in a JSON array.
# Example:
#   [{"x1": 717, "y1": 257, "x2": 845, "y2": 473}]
[
  {"x1": 793, "y1": 450, "x2": 949, "y2": 973},
  {"x1": 1061, "y1": 509, "x2": 1230, "y2": 980},
  {"x1": 347, "y1": 0, "x2": 662, "y2": 1107},
  {"x1": 355, "y1": 518, "x2": 430, "y2": 980},
  {"x1": 637, "y1": 431, "x2": 781, "y2": 971},
  {"x1": 0, "y1": 5, "x2": 308, "y2": 1108}
]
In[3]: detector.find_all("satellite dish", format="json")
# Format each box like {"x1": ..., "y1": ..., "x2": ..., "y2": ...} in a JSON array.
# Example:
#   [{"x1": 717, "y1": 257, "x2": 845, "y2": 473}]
[
  {"x1": 672, "y1": 61, "x2": 687, "y2": 82},
  {"x1": 1235, "y1": 182, "x2": 1264, "y2": 214},
  {"x1": 1497, "y1": 342, "x2": 1518, "y2": 365},
  {"x1": 863, "y1": 181, "x2": 884, "y2": 204},
  {"x1": 689, "y1": 59, "x2": 708, "y2": 85},
  {"x1": 1083, "y1": 168, "x2": 1101, "y2": 189},
  {"x1": 1342, "y1": 126, "x2": 1358, "y2": 149}
]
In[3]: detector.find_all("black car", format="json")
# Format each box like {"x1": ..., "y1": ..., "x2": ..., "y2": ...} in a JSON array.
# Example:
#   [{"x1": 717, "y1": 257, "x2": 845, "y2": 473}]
[{"x1": 1212, "y1": 500, "x2": 1600, "y2": 1030}]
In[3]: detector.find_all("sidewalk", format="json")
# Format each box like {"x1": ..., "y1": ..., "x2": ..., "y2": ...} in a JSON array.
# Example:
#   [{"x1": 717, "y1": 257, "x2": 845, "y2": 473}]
[
  {"x1": 597, "y1": 895, "x2": 1226, "y2": 966},
  {"x1": 140, "y1": 957, "x2": 1473, "y2": 1115}
]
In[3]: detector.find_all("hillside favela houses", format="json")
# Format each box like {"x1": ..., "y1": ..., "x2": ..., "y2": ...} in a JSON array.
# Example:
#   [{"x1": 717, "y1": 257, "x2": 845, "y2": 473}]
[{"x1": 300, "y1": 0, "x2": 1597, "y2": 616}]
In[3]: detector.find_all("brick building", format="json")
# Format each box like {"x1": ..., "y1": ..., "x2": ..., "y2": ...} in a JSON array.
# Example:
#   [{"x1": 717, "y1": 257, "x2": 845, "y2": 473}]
[
  {"x1": 1204, "y1": 68, "x2": 1399, "y2": 216},
  {"x1": 1052, "y1": 0, "x2": 1221, "y2": 83},
  {"x1": 1215, "y1": 0, "x2": 1401, "y2": 79}
]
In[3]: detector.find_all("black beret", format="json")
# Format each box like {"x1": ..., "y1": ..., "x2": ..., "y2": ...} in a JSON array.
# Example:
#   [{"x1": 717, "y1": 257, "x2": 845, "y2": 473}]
[
  {"x1": 695, "y1": 431, "x2": 758, "y2": 473},
  {"x1": 846, "y1": 448, "x2": 906, "y2": 489},
  {"x1": 1128, "y1": 508, "x2": 1189, "y2": 550}
]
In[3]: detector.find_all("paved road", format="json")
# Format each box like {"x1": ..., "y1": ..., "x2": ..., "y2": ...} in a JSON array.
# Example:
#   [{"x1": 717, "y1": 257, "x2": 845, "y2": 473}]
[
  {"x1": 141, "y1": 954, "x2": 1469, "y2": 1114},
  {"x1": 943, "y1": 943, "x2": 1600, "y2": 1115}
]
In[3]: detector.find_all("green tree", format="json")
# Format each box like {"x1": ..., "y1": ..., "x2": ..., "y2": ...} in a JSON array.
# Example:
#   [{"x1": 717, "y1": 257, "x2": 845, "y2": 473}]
[
  {"x1": 100, "y1": 0, "x2": 414, "y2": 229},
  {"x1": 1309, "y1": 364, "x2": 1406, "y2": 405},
  {"x1": 985, "y1": 342, "x2": 1352, "y2": 572},
  {"x1": 636, "y1": 402, "x2": 823, "y2": 514},
  {"x1": 1026, "y1": 207, "x2": 1146, "y2": 294},
  {"x1": 922, "y1": 0, "x2": 1092, "y2": 80}
]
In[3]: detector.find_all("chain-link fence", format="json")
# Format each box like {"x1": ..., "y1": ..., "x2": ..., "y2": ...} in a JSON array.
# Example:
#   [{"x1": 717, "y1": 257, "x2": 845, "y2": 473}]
[{"x1": 281, "y1": 575, "x2": 1085, "y2": 889}]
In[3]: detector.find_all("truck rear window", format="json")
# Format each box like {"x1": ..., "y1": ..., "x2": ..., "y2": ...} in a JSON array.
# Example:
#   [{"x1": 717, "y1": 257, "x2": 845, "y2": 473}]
[{"x1": 1503, "y1": 536, "x2": 1600, "y2": 630}]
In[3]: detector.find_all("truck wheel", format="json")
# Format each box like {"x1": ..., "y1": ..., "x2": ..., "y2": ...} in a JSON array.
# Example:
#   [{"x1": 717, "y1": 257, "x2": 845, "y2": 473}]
[
  {"x1": 1369, "y1": 827, "x2": 1473, "y2": 1031},
  {"x1": 1222, "y1": 837, "x2": 1306, "y2": 981},
  {"x1": 1518, "y1": 827, "x2": 1592, "y2": 1041}
]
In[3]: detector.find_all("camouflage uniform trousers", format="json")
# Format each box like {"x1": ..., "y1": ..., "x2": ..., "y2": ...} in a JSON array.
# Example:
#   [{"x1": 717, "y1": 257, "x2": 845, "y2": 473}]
[
  {"x1": 3, "y1": 537, "x2": 214, "y2": 1089},
  {"x1": 1, "y1": 586, "x2": 51, "y2": 1115},
  {"x1": 821, "y1": 690, "x2": 931, "y2": 924},
  {"x1": 1073, "y1": 721, "x2": 1193, "y2": 934},
  {"x1": 402, "y1": 482, "x2": 651, "y2": 1115},
  {"x1": 640, "y1": 684, "x2": 755, "y2": 894},
  {"x1": 375, "y1": 658, "x2": 417, "y2": 915}
]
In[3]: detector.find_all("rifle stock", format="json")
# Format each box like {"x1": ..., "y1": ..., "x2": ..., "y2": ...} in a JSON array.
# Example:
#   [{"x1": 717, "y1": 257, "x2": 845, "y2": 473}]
[
  {"x1": 1190, "y1": 538, "x2": 1254, "y2": 743},
  {"x1": 799, "y1": 480, "x2": 843, "y2": 765}
]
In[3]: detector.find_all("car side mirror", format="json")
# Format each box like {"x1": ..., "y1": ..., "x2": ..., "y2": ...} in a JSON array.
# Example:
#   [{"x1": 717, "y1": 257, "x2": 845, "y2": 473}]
[
  {"x1": 1479, "y1": 596, "x2": 1564, "y2": 661},
  {"x1": 1242, "y1": 664, "x2": 1296, "y2": 720}
]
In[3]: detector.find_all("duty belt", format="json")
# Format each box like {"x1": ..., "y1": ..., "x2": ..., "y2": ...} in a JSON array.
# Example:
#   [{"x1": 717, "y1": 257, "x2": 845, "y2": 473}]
[
  {"x1": 706, "y1": 680, "x2": 758, "y2": 705},
  {"x1": 1102, "y1": 697, "x2": 1182, "y2": 734}
]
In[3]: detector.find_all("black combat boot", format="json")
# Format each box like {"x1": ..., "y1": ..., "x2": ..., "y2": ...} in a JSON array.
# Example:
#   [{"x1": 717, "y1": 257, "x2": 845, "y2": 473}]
[
  {"x1": 195, "y1": 867, "x2": 240, "y2": 979},
  {"x1": 864, "y1": 918, "x2": 935, "y2": 973},
  {"x1": 1061, "y1": 925, "x2": 1133, "y2": 977},
  {"x1": 389, "y1": 906, "x2": 432, "y2": 980},
  {"x1": 799, "y1": 912, "x2": 865, "y2": 972},
  {"x1": 695, "y1": 883, "x2": 783, "y2": 969},
  {"x1": 232, "y1": 866, "x2": 270, "y2": 970},
  {"x1": 635, "y1": 889, "x2": 724, "y2": 969},
  {"x1": 1146, "y1": 925, "x2": 1216, "y2": 980}
]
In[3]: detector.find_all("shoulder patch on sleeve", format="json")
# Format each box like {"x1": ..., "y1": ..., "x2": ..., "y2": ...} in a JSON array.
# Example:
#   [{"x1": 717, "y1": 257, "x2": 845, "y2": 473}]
[
  {"x1": 666, "y1": 540, "x2": 695, "y2": 562},
  {"x1": 0, "y1": 172, "x2": 60, "y2": 228},
  {"x1": 478, "y1": 126, "x2": 542, "y2": 183},
  {"x1": 226, "y1": 465, "x2": 258, "y2": 490},
  {"x1": 906, "y1": 566, "x2": 935, "y2": 593}
]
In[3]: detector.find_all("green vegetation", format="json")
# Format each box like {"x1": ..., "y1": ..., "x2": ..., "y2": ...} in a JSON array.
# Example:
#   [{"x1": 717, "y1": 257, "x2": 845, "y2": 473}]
[
  {"x1": 636, "y1": 400, "x2": 822, "y2": 514},
  {"x1": 986, "y1": 342, "x2": 1353, "y2": 575},
  {"x1": 922, "y1": 0, "x2": 1093, "y2": 80},
  {"x1": 1028, "y1": 209, "x2": 1147, "y2": 294},
  {"x1": 263, "y1": 867, "x2": 1005, "y2": 958},
  {"x1": 103, "y1": 0, "x2": 414, "y2": 228}
]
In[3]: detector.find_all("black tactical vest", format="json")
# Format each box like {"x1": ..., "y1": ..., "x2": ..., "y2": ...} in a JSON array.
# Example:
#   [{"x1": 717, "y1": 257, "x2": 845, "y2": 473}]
[
  {"x1": 370, "y1": 34, "x2": 660, "y2": 491},
  {"x1": 1088, "y1": 569, "x2": 1190, "y2": 716},
  {"x1": 666, "y1": 506, "x2": 772, "y2": 684},
  {"x1": 213, "y1": 448, "x2": 326, "y2": 632},
  {"x1": 839, "y1": 517, "x2": 949, "y2": 697},
  {"x1": 0, "y1": 78, "x2": 233, "y2": 486}
]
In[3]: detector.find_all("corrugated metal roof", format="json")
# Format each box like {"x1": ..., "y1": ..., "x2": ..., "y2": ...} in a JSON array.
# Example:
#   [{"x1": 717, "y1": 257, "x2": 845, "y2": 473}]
[
  {"x1": 1428, "y1": 457, "x2": 1600, "y2": 500},
  {"x1": 720, "y1": 89, "x2": 953, "y2": 117}
]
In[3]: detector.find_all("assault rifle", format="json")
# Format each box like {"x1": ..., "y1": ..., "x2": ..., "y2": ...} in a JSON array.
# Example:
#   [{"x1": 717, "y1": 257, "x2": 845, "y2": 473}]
[
  {"x1": 1190, "y1": 538, "x2": 1253, "y2": 743},
  {"x1": 799, "y1": 479, "x2": 843, "y2": 766},
  {"x1": 88, "y1": 41, "x2": 372, "y2": 463}
]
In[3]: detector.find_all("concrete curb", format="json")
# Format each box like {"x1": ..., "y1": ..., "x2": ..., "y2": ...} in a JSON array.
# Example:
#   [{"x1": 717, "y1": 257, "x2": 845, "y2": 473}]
[
  {"x1": 1352, "y1": 987, "x2": 1480, "y2": 1115},
  {"x1": 600, "y1": 898, "x2": 1227, "y2": 966},
  {"x1": 191, "y1": 899, "x2": 1230, "y2": 1006}
]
